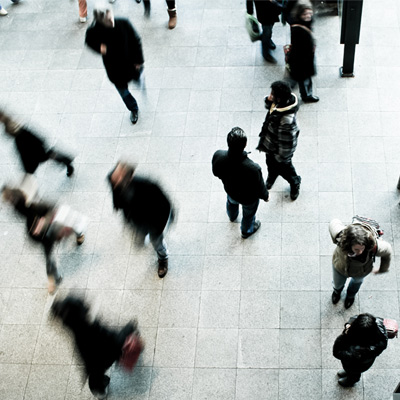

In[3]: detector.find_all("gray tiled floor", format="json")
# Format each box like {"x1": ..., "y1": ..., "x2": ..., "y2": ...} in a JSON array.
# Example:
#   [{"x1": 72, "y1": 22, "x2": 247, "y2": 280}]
[{"x1": 0, "y1": 0, "x2": 400, "y2": 399}]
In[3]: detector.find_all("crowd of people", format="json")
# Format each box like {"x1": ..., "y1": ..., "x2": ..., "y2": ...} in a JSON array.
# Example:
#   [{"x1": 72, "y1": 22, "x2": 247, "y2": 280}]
[{"x1": 0, "y1": 0, "x2": 398, "y2": 397}]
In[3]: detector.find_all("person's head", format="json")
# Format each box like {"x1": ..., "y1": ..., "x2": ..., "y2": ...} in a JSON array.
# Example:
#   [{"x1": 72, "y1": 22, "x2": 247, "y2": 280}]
[
  {"x1": 346, "y1": 313, "x2": 381, "y2": 345},
  {"x1": 292, "y1": 0, "x2": 313, "y2": 23},
  {"x1": 227, "y1": 127, "x2": 247, "y2": 153},
  {"x1": 339, "y1": 224, "x2": 375, "y2": 257},
  {"x1": 1, "y1": 186, "x2": 26, "y2": 207},
  {"x1": 51, "y1": 296, "x2": 90, "y2": 330},
  {"x1": 0, "y1": 109, "x2": 21, "y2": 137},
  {"x1": 93, "y1": 5, "x2": 114, "y2": 28},
  {"x1": 269, "y1": 81, "x2": 292, "y2": 105},
  {"x1": 110, "y1": 162, "x2": 135, "y2": 189}
]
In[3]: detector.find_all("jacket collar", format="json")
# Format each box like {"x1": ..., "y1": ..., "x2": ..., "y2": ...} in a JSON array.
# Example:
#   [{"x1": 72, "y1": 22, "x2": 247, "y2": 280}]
[{"x1": 269, "y1": 93, "x2": 298, "y2": 114}]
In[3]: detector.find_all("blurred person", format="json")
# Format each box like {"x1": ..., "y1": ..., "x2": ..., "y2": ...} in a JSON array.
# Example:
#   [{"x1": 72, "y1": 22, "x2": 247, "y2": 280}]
[
  {"x1": 78, "y1": 0, "x2": 88, "y2": 22},
  {"x1": 85, "y1": 5, "x2": 144, "y2": 124},
  {"x1": 246, "y1": 0, "x2": 282, "y2": 63},
  {"x1": 2, "y1": 186, "x2": 87, "y2": 293},
  {"x1": 286, "y1": 0, "x2": 319, "y2": 102},
  {"x1": 52, "y1": 295, "x2": 143, "y2": 399},
  {"x1": 212, "y1": 127, "x2": 269, "y2": 239},
  {"x1": 329, "y1": 219, "x2": 392, "y2": 309},
  {"x1": 281, "y1": 0, "x2": 297, "y2": 25},
  {"x1": 333, "y1": 313, "x2": 388, "y2": 387},
  {"x1": 256, "y1": 80, "x2": 301, "y2": 200},
  {"x1": 108, "y1": 162, "x2": 174, "y2": 278},
  {"x1": 142, "y1": 0, "x2": 177, "y2": 29},
  {"x1": 0, "y1": 109, "x2": 74, "y2": 176}
]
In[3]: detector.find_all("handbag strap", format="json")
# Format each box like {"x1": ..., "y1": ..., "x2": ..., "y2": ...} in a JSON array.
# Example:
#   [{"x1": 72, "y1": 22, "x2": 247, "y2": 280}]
[{"x1": 290, "y1": 24, "x2": 313, "y2": 37}]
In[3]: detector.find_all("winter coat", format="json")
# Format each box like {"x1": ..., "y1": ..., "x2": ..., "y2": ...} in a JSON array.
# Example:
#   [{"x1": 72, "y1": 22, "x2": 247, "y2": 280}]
[
  {"x1": 333, "y1": 317, "x2": 388, "y2": 373},
  {"x1": 246, "y1": 0, "x2": 282, "y2": 26},
  {"x1": 14, "y1": 127, "x2": 49, "y2": 174},
  {"x1": 257, "y1": 93, "x2": 300, "y2": 163},
  {"x1": 85, "y1": 18, "x2": 144, "y2": 87},
  {"x1": 212, "y1": 149, "x2": 269, "y2": 205},
  {"x1": 108, "y1": 173, "x2": 172, "y2": 236},
  {"x1": 288, "y1": 22, "x2": 316, "y2": 81},
  {"x1": 329, "y1": 219, "x2": 392, "y2": 278}
]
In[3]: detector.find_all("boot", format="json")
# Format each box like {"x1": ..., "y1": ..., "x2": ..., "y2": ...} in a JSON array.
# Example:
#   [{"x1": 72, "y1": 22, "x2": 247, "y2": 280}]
[
  {"x1": 397, "y1": 176, "x2": 400, "y2": 190},
  {"x1": 167, "y1": 8, "x2": 177, "y2": 29}
]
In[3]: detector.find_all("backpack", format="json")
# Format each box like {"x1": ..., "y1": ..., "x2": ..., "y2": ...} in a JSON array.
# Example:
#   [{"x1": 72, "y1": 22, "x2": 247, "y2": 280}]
[{"x1": 352, "y1": 215, "x2": 384, "y2": 238}]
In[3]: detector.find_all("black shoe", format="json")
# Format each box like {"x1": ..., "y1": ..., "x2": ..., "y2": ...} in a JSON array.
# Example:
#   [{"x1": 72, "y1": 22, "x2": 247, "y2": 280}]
[
  {"x1": 270, "y1": 40, "x2": 276, "y2": 50},
  {"x1": 337, "y1": 370, "x2": 347, "y2": 378},
  {"x1": 130, "y1": 110, "x2": 139, "y2": 124},
  {"x1": 331, "y1": 290, "x2": 341, "y2": 304},
  {"x1": 241, "y1": 220, "x2": 261, "y2": 239},
  {"x1": 338, "y1": 377, "x2": 357, "y2": 387},
  {"x1": 144, "y1": 2, "x2": 150, "y2": 17},
  {"x1": 266, "y1": 180, "x2": 274, "y2": 190},
  {"x1": 302, "y1": 95, "x2": 319, "y2": 103},
  {"x1": 344, "y1": 297, "x2": 355, "y2": 309},
  {"x1": 136, "y1": 0, "x2": 141, "y2": 2},
  {"x1": 263, "y1": 53, "x2": 277, "y2": 64},
  {"x1": 66, "y1": 165, "x2": 74, "y2": 177},
  {"x1": 397, "y1": 177, "x2": 400, "y2": 190}
]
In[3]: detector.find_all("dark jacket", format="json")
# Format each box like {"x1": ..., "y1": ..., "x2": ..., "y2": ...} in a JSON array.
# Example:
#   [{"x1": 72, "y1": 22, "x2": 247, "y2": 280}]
[
  {"x1": 333, "y1": 318, "x2": 388, "y2": 373},
  {"x1": 257, "y1": 93, "x2": 300, "y2": 163},
  {"x1": 246, "y1": 0, "x2": 282, "y2": 25},
  {"x1": 288, "y1": 21, "x2": 316, "y2": 81},
  {"x1": 85, "y1": 18, "x2": 144, "y2": 86},
  {"x1": 14, "y1": 127, "x2": 49, "y2": 174},
  {"x1": 109, "y1": 174, "x2": 172, "y2": 236},
  {"x1": 212, "y1": 149, "x2": 269, "y2": 205}
]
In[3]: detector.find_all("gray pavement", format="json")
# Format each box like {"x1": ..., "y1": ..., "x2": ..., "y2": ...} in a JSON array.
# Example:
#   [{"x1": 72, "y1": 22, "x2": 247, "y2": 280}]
[{"x1": 0, "y1": 0, "x2": 400, "y2": 399}]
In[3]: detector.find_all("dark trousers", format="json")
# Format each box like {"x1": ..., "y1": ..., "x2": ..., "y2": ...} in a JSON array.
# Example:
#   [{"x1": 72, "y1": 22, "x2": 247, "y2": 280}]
[
  {"x1": 342, "y1": 369, "x2": 361, "y2": 384},
  {"x1": 261, "y1": 24, "x2": 274, "y2": 59},
  {"x1": 115, "y1": 84, "x2": 139, "y2": 112},
  {"x1": 47, "y1": 148, "x2": 73, "y2": 168},
  {"x1": 265, "y1": 153, "x2": 300, "y2": 187},
  {"x1": 143, "y1": 0, "x2": 176, "y2": 12},
  {"x1": 226, "y1": 195, "x2": 259, "y2": 235},
  {"x1": 289, "y1": 77, "x2": 314, "y2": 99}
]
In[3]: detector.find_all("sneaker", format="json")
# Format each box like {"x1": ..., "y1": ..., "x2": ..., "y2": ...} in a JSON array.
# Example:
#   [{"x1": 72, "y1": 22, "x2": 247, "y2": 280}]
[
  {"x1": 76, "y1": 234, "x2": 85, "y2": 245},
  {"x1": 0, "y1": 8, "x2": 8, "y2": 15},
  {"x1": 241, "y1": 220, "x2": 261, "y2": 239},
  {"x1": 79, "y1": 16, "x2": 87, "y2": 23}
]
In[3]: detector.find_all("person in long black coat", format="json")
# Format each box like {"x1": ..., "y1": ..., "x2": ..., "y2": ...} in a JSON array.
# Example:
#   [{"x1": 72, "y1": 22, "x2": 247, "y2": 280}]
[
  {"x1": 333, "y1": 313, "x2": 388, "y2": 387},
  {"x1": 52, "y1": 295, "x2": 138, "y2": 399},
  {"x1": 108, "y1": 162, "x2": 173, "y2": 278},
  {"x1": 246, "y1": 0, "x2": 282, "y2": 63},
  {"x1": 0, "y1": 109, "x2": 74, "y2": 176},
  {"x1": 85, "y1": 6, "x2": 144, "y2": 125},
  {"x1": 287, "y1": 1, "x2": 319, "y2": 102}
]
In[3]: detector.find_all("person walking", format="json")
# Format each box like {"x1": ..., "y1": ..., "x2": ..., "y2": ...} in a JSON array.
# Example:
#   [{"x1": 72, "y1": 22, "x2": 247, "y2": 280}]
[
  {"x1": 2, "y1": 186, "x2": 87, "y2": 293},
  {"x1": 85, "y1": 6, "x2": 144, "y2": 124},
  {"x1": 143, "y1": 0, "x2": 177, "y2": 29},
  {"x1": 329, "y1": 218, "x2": 392, "y2": 309},
  {"x1": 0, "y1": 109, "x2": 75, "y2": 176},
  {"x1": 52, "y1": 295, "x2": 142, "y2": 399},
  {"x1": 333, "y1": 313, "x2": 388, "y2": 387},
  {"x1": 246, "y1": 0, "x2": 282, "y2": 63},
  {"x1": 287, "y1": 0, "x2": 319, "y2": 102},
  {"x1": 256, "y1": 80, "x2": 301, "y2": 200},
  {"x1": 108, "y1": 162, "x2": 174, "y2": 278},
  {"x1": 212, "y1": 127, "x2": 269, "y2": 239}
]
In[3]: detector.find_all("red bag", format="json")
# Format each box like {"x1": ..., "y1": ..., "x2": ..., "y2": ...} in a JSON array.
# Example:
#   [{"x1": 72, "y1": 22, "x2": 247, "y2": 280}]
[
  {"x1": 119, "y1": 333, "x2": 144, "y2": 371},
  {"x1": 383, "y1": 318, "x2": 398, "y2": 339}
]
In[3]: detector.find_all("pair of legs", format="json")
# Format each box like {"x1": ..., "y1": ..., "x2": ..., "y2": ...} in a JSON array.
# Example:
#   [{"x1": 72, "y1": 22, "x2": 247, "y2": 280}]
[
  {"x1": 265, "y1": 153, "x2": 301, "y2": 188},
  {"x1": 260, "y1": 24, "x2": 276, "y2": 62},
  {"x1": 115, "y1": 83, "x2": 139, "y2": 113},
  {"x1": 332, "y1": 266, "x2": 364, "y2": 300},
  {"x1": 337, "y1": 368, "x2": 361, "y2": 386},
  {"x1": 143, "y1": 0, "x2": 176, "y2": 11},
  {"x1": 288, "y1": 77, "x2": 315, "y2": 100},
  {"x1": 226, "y1": 196, "x2": 259, "y2": 236},
  {"x1": 46, "y1": 148, "x2": 74, "y2": 176},
  {"x1": 78, "y1": 0, "x2": 87, "y2": 20}
]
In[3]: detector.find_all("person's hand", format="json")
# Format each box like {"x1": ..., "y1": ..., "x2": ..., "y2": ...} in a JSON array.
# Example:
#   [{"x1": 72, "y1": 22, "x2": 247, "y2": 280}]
[
  {"x1": 134, "y1": 64, "x2": 143, "y2": 70},
  {"x1": 100, "y1": 44, "x2": 107, "y2": 55}
]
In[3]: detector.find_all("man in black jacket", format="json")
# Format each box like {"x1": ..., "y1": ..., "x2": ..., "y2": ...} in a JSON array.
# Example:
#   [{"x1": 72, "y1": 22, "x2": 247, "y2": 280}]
[
  {"x1": 246, "y1": 0, "x2": 282, "y2": 63},
  {"x1": 108, "y1": 162, "x2": 173, "y2": 278},
  {"x1": 212, "y1": 127, "x2": 269, "y2": 239},
  {"x1": 85, "y1": 6, "x2": 144, "y2": 124}
]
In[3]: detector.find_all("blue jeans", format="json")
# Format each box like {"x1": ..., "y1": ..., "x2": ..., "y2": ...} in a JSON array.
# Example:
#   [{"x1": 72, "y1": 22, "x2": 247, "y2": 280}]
[
  {"x1": 226, "y1": 196, "x2": 259, "y2": 236},
  {"x1": 150, "y1": 232, "x2": 168, "y2": 261},
  {"x1": 332, "y1": 265, "x2": 365, "y2": 299},
  {"x1": 115, "y1": 84, "x2": 138, "y2": 112},
  {"x1": 288, "y1": 77, "x2": 314, "y2": 99}
]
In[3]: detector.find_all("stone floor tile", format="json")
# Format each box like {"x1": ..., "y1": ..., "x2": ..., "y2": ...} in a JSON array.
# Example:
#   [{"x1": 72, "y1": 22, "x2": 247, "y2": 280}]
[
  {"x1": 351, "y1": 162, "x2": 389, "y2": 192},
  {"x1": 124, "y1": 255, "x2": 164, "y2": 290},
  {"x1": 192, "y1": 368, "x2": 236, "y2": 400},
  {"x1": 242, "y1": 222, "x2": 282, "y2": 256},
  {"x1": 318, "y1": 136, "x2": 351, "y2": 163},
  {"x1": 202, "y1": 256, "x2": 241, "y2": 291},
  {"x1": 176, "y1": 163, "x2": 213, "y2": 192},
  {"x1": 205, "y1": 223, "x2": 243, "y2": 256},
  {"x1": 237, "y1": 329, "x2": 279, "y2": 368},
  {"x1": 199, "y1": 290, "x2": 240, "y2": 328},
  {"x1": 363, "y1": 368, "x2": 400, "y2": 400},
  {"x1": 169, "y1": 222, "x2": 208, "y2": 255},
  {"x1": 241, "y1": 256, "x2": 281, "y2": 291},
  {"x1": 321, "y1": 328, "x2": 343, "y2": 369},
  {"x1": 154, "y1": 328, "x2": 197, "y2": 368},
  {"x1": 279, "y1": 369, "x2": 322, "y2": 400},
  {"x1": 149, "y1": 367, "x2": 194, "y2": 400},
  {"x1": 281, "y1": 191, "x2": 319, "y2": 222},
  {"x1": 281, "y1": 224, "x2": 320, "y2": 256},
  {"x1": 318, "y1": 192, "x2": 354, "y2": 223},
  {"x1": 322, "y1": 369, "x2": 364, "y2": 400},
  {"x1": 0, "y1": 364, "x2": 30, "y2": 400},
  {"x1": 65, "y1": 365, "x2": 95, "y2": 400},
  {"x1": 24, "y1": 364, "x2": 70, "y2": 400},
  {"x1": 236, "y1": 369, "x2": 279, "y2": 400},
  {"x1": 279, "y1": 329, "x2": 321, "y2": 368},
  {"x1": 359, "y1": 290, "x2": 400, "y2": 321},
  {"x1": 195, "y1": 328, "x2": 238, "y2": 368},
  {"x1": 158, "y1": 291, "x2": 201, "y2": 328},
  {"x1": 280, "y1": 291, "x2": 321, "y2": 329},
  {"x1": 318, "y1": 163, "x2": 353, "y2": 192},
  {"x1": 94, "y1": 223, "x2": 133, "y2": 255}
]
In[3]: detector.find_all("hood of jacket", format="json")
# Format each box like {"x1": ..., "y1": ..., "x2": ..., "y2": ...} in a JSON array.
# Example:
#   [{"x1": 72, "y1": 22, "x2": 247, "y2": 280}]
[{"x1": 268, "y1": 93, "x2": 299, "y2": 115}]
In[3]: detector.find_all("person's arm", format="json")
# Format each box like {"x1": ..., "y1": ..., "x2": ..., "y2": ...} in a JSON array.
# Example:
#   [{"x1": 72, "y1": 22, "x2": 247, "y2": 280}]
[
  {"x1": 333, "y1": 334, "x2": 354, "y2": 361},
  {"x1": 375, "y1": 240, "x2": 393, "y2": 273},
  {"x1": 276, "y1": 114, "x2": 298, "y2": 162},
  {"x1": 329, "y1": 219, "x2": 346, "y2": 244},
  {"x1": 126, "y1": 21, "x2": 144, "y2": 66},
  {"x1": 85, "y1": 25, "x2": 103, "y2": 54},
  {"x1": 257, "y1": 167, "x2": 269, "y2": 201}
]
